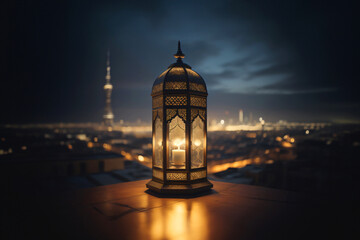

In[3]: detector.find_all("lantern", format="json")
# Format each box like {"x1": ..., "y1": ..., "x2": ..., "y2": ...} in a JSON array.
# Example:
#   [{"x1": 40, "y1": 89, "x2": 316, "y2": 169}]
[{"x1": 146, "y1": 41, "x2": 213, "y2": 194}]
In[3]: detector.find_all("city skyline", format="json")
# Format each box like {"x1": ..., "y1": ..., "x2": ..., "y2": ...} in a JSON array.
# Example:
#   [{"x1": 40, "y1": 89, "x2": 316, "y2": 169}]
[{"x1": 2, "y1": 0, "x2": 359, "y2": 124}]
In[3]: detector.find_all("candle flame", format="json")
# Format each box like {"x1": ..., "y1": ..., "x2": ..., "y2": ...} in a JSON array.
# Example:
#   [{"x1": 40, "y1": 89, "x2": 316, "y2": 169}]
[{"x1": 173, "y1": 139, "x2": 185, "y2": 149}]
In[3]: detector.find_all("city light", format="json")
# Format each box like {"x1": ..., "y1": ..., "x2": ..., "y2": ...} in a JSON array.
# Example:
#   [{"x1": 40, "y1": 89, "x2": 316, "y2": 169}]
[{"x1": 138, "y1": 155, "x2": 145, "y2": 162}]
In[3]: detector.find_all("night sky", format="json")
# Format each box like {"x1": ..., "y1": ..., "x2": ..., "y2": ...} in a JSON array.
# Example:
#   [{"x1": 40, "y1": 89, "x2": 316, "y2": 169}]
[{"x1": 3, "y1": 0, "x2": 359, "y2": 124}]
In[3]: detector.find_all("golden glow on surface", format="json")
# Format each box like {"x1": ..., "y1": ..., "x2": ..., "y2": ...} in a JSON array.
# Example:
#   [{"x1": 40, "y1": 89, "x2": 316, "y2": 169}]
[
  {"x1": 147, "y1": 201, "x2": 209, "y2": 240},
  {"x1": 67, "y1": 144, "x2": 72, "y2": 150},
  {"x1": 305, "y1": 130, "x2": 310, "y2": 135},
  {"x1": 93, "y1": 137, "x2": 98, "y2": 142},
  {"x1": 87, "y1": 142, "x2": 94, "y2": 148}
]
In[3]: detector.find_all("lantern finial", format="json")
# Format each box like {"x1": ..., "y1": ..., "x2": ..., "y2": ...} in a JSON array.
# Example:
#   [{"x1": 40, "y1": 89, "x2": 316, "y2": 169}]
[{"x1": 174, "y1": 41, "x2": 185, "y2": 59}]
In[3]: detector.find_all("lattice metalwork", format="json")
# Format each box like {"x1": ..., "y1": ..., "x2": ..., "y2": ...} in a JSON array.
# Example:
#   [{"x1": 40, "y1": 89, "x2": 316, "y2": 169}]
[
  {"x1": 167, "y1": 172, "x2": 187, "y2": 181},
  {"x1": 178, "y1": 109, "x2": 186, "y2": 121},
  {"x1": 165, "y1": 96, "x2": 187, "y2": 106},
  {"x1": 152, "y1": 96, "x2": 163, "y2": 108},
  {"x1": 153, "y1": 109, "x2": 163, "y2": 121},
  {"x1": 154, "y1": 117, "x2": 163, "y2": 168},
  {"x1": 191, "y1": 109, "x2": 199, "y2": 122},
  {"x1": 190, "y1": 96, "x2": 206, "y2": 107},
  {"x1": 153, "y1": 169, "x2": 163, "y2": 180},
  {"x1": 166, "y1": 109, "x2": 177, "y2": 121},
  {"x1": 190, "y1": 170, "x2": 207, "y2": 180},
  {"x1": 168, "y1": 67, "x2": 185, "y2": 79},
  {"x1": 165, "y1": 82, "x2": 187, "y2": 90},
  {"x1": 199, "y1": 109, "x2": 205, "y2": 120},
  {"x1": 158, "y1": 109, "x2": 163, "y2": 121},
  {"x1": 191, "y1": 116, "x2": 205, "y2": 169},
  {"x1": 166, "y1": 109, "x2": 186, "y2": 122},
  {"x1": 158, "y1": 69, "x2": 169, "y2": 79},
  {"x1": 190, "y1": 83, "x2": 206, "y2": 93},
  {"x1": 152, "y1": 83, "x2": 163, "y2": 94}
]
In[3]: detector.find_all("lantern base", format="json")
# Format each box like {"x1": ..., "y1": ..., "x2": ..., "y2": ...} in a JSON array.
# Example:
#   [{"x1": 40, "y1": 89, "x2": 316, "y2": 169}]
[{"x1": 146, "y1": 179, "x2": 213, "y2": 195}]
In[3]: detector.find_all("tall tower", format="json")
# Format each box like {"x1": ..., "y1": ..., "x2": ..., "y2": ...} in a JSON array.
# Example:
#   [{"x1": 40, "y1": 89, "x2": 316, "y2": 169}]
[
  {"x1": 103, "y1": 50, "x2": 114, "y2": 126},
  {"x1": 239, "y1": 109, "x2": 243, "y2": 123}
]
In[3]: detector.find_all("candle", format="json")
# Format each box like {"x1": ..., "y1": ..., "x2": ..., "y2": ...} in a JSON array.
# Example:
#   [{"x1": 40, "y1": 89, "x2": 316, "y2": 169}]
[{"x1": 172, "y1": 149, "x2": 185, "y2": 165}]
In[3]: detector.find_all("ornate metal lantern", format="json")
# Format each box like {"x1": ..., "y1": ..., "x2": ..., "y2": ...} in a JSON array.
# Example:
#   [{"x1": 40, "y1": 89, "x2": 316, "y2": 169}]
[{"x1": 146, "y1": 42, "x2": 213, "y2": 194}]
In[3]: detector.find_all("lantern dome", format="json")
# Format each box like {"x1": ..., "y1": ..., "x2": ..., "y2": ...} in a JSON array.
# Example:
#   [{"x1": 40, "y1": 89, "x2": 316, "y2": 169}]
[{"x1": 151, "y1": 42, "x2": 207, "y2": 96}]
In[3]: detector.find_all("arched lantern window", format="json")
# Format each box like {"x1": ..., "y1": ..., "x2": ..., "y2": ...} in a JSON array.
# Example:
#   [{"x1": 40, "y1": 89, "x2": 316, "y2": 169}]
[{"x1": 146, "y1": 41, "x2": 213, "y2": 194}]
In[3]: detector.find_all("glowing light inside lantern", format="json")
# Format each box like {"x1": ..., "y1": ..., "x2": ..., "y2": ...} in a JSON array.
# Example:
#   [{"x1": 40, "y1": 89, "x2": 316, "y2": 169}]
[{"x1": 172, "y1": 139, "x2": 185, "y2": 166}]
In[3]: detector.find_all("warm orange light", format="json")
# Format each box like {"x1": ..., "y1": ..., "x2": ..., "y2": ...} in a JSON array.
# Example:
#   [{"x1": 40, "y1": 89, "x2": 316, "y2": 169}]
[
  {"x1": 67, "y1": 144, "x2": 73, "y2": 150},
  {"x1": 103, "y1": 143, "x2": 112, "y2": 151},
  {"x1": 121, "y1": 150, "x2": 133, "y2": 160},
  {"x1": 173, "y1": 139, "x2": 185, "y2": 148},
  {"x1": 194, "y1": 140, "x2": 201, "y2": 147},
  {"x1": 282, "y1": 142, "x2": 292, "y2": 148},
  {"x1": 87, "y1": 142, "x2": 94, "y2": 148},
  {"x1": 246, "y1": 132, "x2": 257, "y2": 138},
  {"x1": 209, "y1": 159, "x2": 252, "y2": 173},
  {"x1": 147, "y1": 201, "x2": 209, "y2": 240}
]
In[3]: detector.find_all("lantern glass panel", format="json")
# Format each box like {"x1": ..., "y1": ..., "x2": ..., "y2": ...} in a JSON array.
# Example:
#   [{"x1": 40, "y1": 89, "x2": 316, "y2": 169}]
[
  {"x1": 191, "y1": 116, "x2": 205, "y2": 168},
  {"x1": 154, "y1": 117, "x2": 163, "y2": 168},
  {"x1": 168, "y1": 116, "x2": 186, "y2": 169}
]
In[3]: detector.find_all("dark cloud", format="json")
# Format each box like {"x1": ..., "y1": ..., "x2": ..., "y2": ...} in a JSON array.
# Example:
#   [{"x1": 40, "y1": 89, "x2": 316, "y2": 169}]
[
  {"x1": 248, "y1": 64, "x2": 292, "y2": 79},
  {"x1": 2, "y1": 0, "x2": 359, "y2": 123},
  {"x1": 184, "y1": 41, "x2": 221, "y2": 66}
]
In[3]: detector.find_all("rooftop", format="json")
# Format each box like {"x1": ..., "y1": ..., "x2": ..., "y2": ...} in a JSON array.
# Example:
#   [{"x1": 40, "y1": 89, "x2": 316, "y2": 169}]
[{"x1": 4, "y1": 179, "x2": 356, "y2": 240}]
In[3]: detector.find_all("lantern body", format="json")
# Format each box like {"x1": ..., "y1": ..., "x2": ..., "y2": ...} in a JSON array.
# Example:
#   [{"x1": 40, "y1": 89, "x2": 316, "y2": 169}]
[{"x1": 146, "y1": 44, "x2": 213, "y2": 194}]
